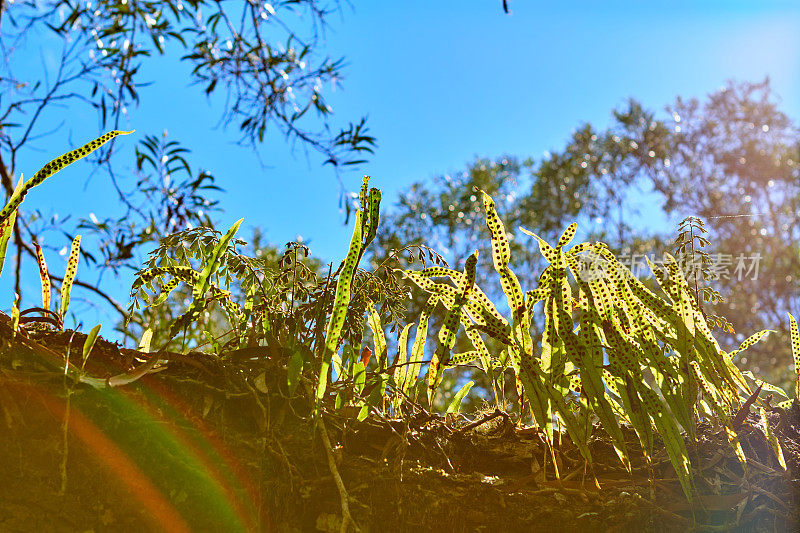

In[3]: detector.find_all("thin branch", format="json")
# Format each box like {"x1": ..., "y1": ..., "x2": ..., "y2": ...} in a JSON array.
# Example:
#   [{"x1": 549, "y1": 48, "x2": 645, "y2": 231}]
[{"x1": 318, "y1": 416, "x2": 360, "y2": 533}]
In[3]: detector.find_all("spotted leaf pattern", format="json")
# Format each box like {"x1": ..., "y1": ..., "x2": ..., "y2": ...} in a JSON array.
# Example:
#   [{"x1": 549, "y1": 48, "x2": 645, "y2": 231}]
[
  {"x1": 317, "y1": 202, "x2": 364, "y2": 406},
  {"x1": 400, "y1": 190, "x2": 775, "y2": 503},
  {"x1": 0, "y1": 176, "x2": 24, "y2": 277},
  {"x1": 59, "y1": 235, "x2": 81, "y2": 320},
  {"x1": 34, "y1": 243, "x2": 51, "y2": 311},
  {"x1": 427, "y1": 251, "x2": 477, "y2": 404},
  {"x1": 404, "y1": 294, "x2": 438, "y2": 401},
  {"x1": 367, "y1": 301, "x2": 387, "y2": 368},
  {"x1": 0, "y1": 131, "x2": 134, "y2": 226}
]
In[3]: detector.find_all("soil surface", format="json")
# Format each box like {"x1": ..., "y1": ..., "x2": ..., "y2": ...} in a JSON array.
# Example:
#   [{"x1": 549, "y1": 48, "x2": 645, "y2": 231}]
[{"x1": 0, "y1": 316, "x2": 798, "y2": 532}]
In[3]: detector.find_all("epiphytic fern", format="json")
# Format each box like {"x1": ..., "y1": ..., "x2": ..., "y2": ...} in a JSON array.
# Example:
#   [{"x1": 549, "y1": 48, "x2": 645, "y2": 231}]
[{"x1": 401, "y1": 189, "x2": 771, "y2": 501}]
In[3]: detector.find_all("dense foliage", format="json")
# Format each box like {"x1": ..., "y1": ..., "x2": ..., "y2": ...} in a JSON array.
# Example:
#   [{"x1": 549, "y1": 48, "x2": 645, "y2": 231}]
[
  {"x1": 0, "y1": 0, "x2": 373, "y2": 319},
  {"x1": 1, "y1": 135, "x2": 798, "y2": 509}
]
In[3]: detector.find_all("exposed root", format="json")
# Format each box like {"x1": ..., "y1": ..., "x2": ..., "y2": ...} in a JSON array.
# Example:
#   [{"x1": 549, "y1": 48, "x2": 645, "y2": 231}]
[{"x1": 319, "y1": 416, "x2": 360, "y2": 533}]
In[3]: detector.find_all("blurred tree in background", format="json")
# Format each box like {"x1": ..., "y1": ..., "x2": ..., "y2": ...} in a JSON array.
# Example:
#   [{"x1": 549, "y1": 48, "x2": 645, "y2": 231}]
[{"x1": 648, "y1": 80, "x2": 799, "y2": 387}]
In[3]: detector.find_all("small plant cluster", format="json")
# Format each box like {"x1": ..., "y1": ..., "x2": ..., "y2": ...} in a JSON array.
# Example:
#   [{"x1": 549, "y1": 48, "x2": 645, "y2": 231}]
[
  {"x1": 0, "y1": 131, "x2": 136, "y2": 385},
  {"x1": 673, "y1": 215, "x2": 735, "y2": 333},
  {"x1": 0, "y1": 131, "x2": 134, "y2": 332},
  {"x1": 1, "y1": 132, "x2": 799, "y2": 507}
]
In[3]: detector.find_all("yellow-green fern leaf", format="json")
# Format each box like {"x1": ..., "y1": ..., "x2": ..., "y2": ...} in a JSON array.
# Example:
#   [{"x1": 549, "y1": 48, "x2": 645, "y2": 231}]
[
  {"x1": 402, "y1": 269, "x2": 513, "y2": 345},
  {"x1": 445, "y1": 351, "x2": 480, "y2": 367},
  {"x1": 169, "y1": 218, "x2": 243, "y2": 338},
  {"x1": 140, "y1": 265, "x2": 199, "y2": 284},
  {"x1": 358, "y1": 176, "x2": 370, "y2": 234},
  {"x1": 567, "y1": 241, "x2": 592, "y2": 255},
  {"x1": 59, "y1": 235, "x2": 81, "y2": 320},
  {"x1": 760, "y1": 407, "x2": 787, "y2": 470},
  {"x1": 11, "y1": 292, "x2": 20, "y2": 339},
  {"x1": 479, "y1": 190, "x2": 524, "y2": 315},
  {"x1": 689, "y1": 361, "x2": 746, "y2": 468},
  {"x1": 573, "y1": 320, "x2": 631, "y2": 471},
  {"x1": 556, "y1": 222, "x2": 577, "y2": 250},
  {"x1": 639, "y1": 385, "x2": 694, "y2": 501},
  {"x1": 462, "y1": 320, "x2": 492, "y2": 376},
  {"x1": 520, "y1": 226, "x2": 559, "y2": 264},
  {"x1": 790, "y1": 313, "x2": 799, "y2": 399},
  {"x1": 363, "y1": 186, "x2": 382, "y2": 248},
  {"x1": 152, "y1": 277, "x2": 182, "y2": 306},
  {"x1": 428, "y1": 251, "x2": 477, "y2": 404},
  {"x1": 405, "y1": 294, "x2": 438, "y2": 400},
  {"x1": 0, "y1": 175, "x2": 24, "y2": 277},
  {"x1": 393, "y1": 323, "x2": 413, "y2": 398},
  {"x1": 34, "y1": 243, "x2": 51, "y2": 311},
  {"x1": 317, "y1": 206, "x2": 364, "y2": 406},
  {"x1": 194, "y1": 219, "x2": 243, "y2": 303},
  {"x1": 420, "y1": 266, "x2": 510, "y2": 331},
  {"x1": 0, "y1": 131, "x2": 134, "y2": 226},
  {"x1": 367, "y1": 301, "x2": 388, "y2": 368},
  {"x1": 525, "y1": 287, "x2": 549, "y2": 303}
]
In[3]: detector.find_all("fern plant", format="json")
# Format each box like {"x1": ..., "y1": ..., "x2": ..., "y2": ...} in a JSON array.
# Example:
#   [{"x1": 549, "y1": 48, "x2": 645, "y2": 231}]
[
  {"x1": 399, "y1": 188, "x2": 774, "y2": 501},
  {"x1": 0, "y1": 131, "x2": 133, "y2": 273},
  {"x1": 0, "y1": 131, "x2": 132, "y2": 330}
]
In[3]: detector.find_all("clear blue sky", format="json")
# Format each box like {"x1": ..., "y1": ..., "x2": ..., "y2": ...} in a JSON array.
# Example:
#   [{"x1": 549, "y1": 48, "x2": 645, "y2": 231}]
[{"x1": 5, "y1": 1, "x2": 800, "y2": 330}]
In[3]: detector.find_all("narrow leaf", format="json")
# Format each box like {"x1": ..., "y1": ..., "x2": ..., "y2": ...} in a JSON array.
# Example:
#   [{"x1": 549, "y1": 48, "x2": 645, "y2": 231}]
[
  {"x1": 59, "y1": 235, "x2": 81, "y2": 319},
  {"x1": 446, "y1": 381, "x2": 474, "y2": 414}
]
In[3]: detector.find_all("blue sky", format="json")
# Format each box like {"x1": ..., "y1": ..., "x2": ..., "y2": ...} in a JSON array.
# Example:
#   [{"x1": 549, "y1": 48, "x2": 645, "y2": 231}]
[{"x1": 5, "y1": 1, "x2": 800, "y2": 329}]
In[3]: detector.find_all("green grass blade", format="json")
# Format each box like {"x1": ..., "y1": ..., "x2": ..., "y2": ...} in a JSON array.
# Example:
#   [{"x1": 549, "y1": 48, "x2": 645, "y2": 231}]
[{"x1": 81, "y1": 324, "x2": 102, "y2": 370}]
